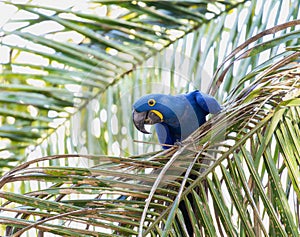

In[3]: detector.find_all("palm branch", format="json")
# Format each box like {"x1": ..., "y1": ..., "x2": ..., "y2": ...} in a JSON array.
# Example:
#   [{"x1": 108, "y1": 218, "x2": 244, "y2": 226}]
[
  {"x1": 1, "y1": 22, "x2": 300, "y2": 237},
  {"x1": 0, "y1": 0, "x2": 300, "y2": 236},
  {"x1": 0, "y1": 0, "x2": 248, "y2": 171},
  {"x1": 0, "y1": 0, "x2": 296, "y2": 166}
]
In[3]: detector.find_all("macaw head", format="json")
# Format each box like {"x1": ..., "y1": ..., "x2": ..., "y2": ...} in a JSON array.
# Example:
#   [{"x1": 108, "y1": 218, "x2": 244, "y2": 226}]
[{"x1": 132, "y1": 94, "x2": 173, "y2": 134}]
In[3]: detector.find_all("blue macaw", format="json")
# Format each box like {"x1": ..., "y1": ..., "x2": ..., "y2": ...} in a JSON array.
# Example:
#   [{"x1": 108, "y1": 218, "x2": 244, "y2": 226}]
[
  {"x1": 132, "y1": 90, "x2": 222, "y2": 235},
  {"x1": 132, "y1": 90, "x2": 222, "y2": 149}
]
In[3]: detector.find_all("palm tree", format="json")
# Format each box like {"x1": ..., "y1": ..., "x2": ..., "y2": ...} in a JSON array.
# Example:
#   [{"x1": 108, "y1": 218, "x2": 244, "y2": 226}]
[{"x1": 0, "y1": 0, "x2": 299, "y2": 236}]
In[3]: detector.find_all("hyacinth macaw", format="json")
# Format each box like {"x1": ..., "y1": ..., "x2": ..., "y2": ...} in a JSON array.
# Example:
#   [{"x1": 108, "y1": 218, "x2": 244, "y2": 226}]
[
  {"x1": 132, "y1": 90, "x2": 221, "y2": 235},
  {"x1": 132, "y1": 90, "x2": 222, "y2": 149}
]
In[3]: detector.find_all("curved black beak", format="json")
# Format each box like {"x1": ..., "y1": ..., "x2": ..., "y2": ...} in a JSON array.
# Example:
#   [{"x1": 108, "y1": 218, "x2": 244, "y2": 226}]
[{"x1": 132, "y1": 110, "x2": 163, "y2": 134}]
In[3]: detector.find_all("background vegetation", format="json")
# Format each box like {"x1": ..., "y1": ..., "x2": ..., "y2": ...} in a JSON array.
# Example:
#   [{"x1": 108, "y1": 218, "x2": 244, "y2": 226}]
[{"x1": 0, "y1": 0, "x2": 299, "y2": 236}]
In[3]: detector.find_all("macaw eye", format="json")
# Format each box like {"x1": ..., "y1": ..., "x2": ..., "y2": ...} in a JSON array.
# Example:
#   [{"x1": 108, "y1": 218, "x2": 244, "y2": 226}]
[{"x1": 148, "y1": 99, "x2": 156, "y2": 106}]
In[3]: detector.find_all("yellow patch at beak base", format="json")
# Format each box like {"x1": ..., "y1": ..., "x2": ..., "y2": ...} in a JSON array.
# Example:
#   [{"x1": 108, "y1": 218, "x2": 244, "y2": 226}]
[{"x1": 150, "y1": 110, "x2": 163, "y2": 121}]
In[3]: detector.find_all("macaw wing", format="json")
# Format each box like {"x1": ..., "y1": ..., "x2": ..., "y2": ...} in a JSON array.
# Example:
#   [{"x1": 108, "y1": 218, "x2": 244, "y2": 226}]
[{"x1": 195, "y1": 91, "x2": 222, "y2": 114}]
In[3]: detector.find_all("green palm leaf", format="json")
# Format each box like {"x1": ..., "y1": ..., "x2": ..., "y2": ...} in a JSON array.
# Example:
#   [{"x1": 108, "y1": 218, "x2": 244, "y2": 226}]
[
  {"x1": 1, "y1": 23, "x2": 300, "y2": 237},
  {"x1": 0, "y1": 0, "x2": 247, "y2": 170},
  {"x1": 0, "y1": 0, "x2": 300, "y2": 236}
]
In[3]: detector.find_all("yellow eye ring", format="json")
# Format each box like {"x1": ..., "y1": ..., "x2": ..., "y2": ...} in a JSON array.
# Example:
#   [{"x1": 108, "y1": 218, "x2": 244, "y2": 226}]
[{"x1": 148, "y1": 99, "x2": 156, "y2": 106}]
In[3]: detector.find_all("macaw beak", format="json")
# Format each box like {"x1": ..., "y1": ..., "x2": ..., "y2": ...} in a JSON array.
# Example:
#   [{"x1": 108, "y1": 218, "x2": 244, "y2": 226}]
[{"x1": 132, "y1": 110, "x2": 163, "y2": 134}]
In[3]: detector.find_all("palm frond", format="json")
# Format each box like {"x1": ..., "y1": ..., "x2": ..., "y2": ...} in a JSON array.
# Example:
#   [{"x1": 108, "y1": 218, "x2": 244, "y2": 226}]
[
  {"x1": 1, "y1": 22, "x2": 299, "y2": 236},
  {"x1": 54, "y1": 0, "x2": 300, "y2": 158},
  {"x1": 1, "y1": 1, "x2": 300, "y2": 236},
  {"x1": 0, "y1": 0, "x2": 249, "y2": 172}
]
